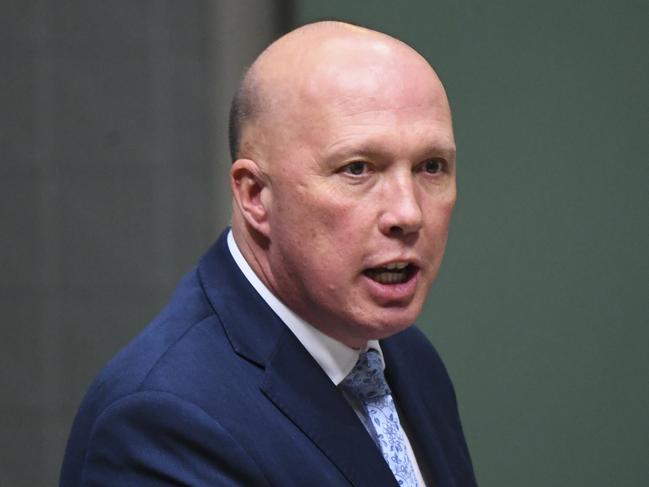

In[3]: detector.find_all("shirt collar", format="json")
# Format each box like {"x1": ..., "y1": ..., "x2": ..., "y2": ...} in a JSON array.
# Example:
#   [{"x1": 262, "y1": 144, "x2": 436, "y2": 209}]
[{"x1": 226, "y1": 229, "x2": 384, "y2": 384}]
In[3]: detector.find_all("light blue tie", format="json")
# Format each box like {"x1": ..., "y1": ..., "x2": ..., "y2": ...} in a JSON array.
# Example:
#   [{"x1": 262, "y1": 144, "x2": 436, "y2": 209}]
[{"x1": 341, "y1": 349, "x2": 419, "y2": 487}]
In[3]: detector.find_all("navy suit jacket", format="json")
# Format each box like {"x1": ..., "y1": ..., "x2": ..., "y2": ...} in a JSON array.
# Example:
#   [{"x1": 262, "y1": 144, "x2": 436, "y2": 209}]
[{"x1": 60, "y1": 230, "x2": 477, "y2": 486}]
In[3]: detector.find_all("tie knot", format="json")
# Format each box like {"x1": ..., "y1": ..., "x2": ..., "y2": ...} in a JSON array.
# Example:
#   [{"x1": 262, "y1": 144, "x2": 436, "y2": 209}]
[{"x1": 341, "y1": 349, "x2": 391, "y2": 401}]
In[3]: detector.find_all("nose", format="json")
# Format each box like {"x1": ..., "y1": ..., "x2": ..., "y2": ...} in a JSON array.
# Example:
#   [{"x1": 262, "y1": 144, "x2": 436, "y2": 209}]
[{"x1": 378, "y1": 174, "x2": 423, "y2": 237}]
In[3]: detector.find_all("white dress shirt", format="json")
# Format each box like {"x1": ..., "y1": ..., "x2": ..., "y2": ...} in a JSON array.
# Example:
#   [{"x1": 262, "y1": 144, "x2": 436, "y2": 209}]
[{"x1": 227, "y1": 230, "x2": 426, "y2": 486}]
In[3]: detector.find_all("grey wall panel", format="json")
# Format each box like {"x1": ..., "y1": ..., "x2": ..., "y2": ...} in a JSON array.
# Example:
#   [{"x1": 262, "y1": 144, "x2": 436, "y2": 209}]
[{"x1": 0, "y1": 1, "x2": 290, "y2": 484}]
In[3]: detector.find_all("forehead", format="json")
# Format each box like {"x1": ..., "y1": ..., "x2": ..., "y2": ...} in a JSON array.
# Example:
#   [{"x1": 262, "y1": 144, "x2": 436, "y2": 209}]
[
  {"x1": 302, "y1": 38, "x2": 444, "y2": 108},
  {"x1": 257, "y1": 34, "x2": 454, "y2": 162},
  {"x1": 313, "y1": 103, "x2": 455, "y2": 165},
  {"x1": 301, "y1": 66, "x2": 453, "y2": 158}
]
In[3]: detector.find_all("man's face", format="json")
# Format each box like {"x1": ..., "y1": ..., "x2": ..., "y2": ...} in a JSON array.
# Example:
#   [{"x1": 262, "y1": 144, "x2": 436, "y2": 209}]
[{"x1": 259, "y1": 44, "x2": 456, "y2": 348}]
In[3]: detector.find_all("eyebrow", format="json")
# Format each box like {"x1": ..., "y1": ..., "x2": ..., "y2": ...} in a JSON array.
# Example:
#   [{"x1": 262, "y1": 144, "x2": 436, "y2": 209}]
[{"x1": 323, "y1": 137, "x2": 456, "y2": 163}]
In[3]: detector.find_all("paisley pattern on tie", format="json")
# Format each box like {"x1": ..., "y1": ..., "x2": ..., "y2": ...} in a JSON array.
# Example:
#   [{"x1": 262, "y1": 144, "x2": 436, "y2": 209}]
[{"x1": 341, "y1": 350, "x2": 419, "y2": 487}]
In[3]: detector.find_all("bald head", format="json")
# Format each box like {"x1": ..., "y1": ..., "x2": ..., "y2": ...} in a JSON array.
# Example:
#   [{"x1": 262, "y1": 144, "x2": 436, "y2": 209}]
[
  {"x1": 228, "y1": 21, "x2": 456, "y2": 346},
  {"x1": 228, "y1": 21, "x2": 448, "y2": 162}
]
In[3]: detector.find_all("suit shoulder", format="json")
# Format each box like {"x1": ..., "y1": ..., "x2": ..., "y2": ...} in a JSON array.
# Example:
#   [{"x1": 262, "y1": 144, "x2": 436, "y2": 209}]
[
  {"x1": 64, "y1": 268, "x2": 223, "y2": 446},
  {"x1": 96, "y1": 269, "x2": 217, "y2": 396}
]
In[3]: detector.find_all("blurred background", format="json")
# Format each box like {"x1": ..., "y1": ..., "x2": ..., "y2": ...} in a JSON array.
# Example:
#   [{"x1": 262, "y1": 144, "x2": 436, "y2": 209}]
[{"x1": 2, "y1": 1, "x2": 647, "y2": 485}]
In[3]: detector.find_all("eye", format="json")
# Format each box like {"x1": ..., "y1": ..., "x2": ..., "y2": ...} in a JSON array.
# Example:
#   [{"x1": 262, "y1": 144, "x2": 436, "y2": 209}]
[
  {"x1": 422, "y1": 159, "x2": 445, "y2": 175},
  {"x1": 342, "y1": 161, "x2": 369, "y2": 176}
]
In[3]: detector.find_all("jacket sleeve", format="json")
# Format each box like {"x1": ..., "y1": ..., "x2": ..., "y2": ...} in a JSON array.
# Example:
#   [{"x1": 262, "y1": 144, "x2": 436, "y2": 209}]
[{"x1": 78, "y1": 390, "x2": 270, "y2": 487}]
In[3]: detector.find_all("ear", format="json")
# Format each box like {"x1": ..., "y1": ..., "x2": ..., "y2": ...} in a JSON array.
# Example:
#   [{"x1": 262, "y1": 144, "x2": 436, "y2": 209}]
[{"x1": 230, "y1": 158, "x2": 271, "y2": 237}]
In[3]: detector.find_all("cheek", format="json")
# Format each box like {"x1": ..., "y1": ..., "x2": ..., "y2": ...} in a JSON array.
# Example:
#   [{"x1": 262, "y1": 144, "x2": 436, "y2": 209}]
[
  {"x1": 270, "y1": 186, "x2": 354, "y2": 264},
  {"x1": 429, "y1": 187, "x2": 456, "y2": 228},
  {"x1": 281, "y1": 186, "x2": 355, "y2": 235},
  {"x1": 422, "y1": 198, "x2": 456, "y2": 255},
  {"x1": 434, "y1": 202, "x2": 455, "y2": 235}
]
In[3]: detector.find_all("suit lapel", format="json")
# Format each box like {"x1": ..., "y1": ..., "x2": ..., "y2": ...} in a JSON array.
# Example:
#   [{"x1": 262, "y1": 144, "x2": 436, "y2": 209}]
[
  {"x1": 199, "y1": 231, "x2": 398, "y2": 487},
  {"x1": 382, "y1": 332, "x2": 470, "y2": 487},
  {"x1": 261, "y1": 327, "x2": 398, "y2": 487},
  {"x1": 198, "y1": 230, "x2": 286, "y2": 366}
]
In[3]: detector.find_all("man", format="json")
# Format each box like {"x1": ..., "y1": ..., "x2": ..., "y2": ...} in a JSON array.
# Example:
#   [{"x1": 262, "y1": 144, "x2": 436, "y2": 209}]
[{"x1": 60, "y1": 21, "x2": 477, "y2": 486}]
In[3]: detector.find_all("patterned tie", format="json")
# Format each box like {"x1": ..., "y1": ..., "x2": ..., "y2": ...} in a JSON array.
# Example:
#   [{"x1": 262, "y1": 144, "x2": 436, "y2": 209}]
[{"x1": 341, "y1": 349, "x2": 419, "y2": 487}]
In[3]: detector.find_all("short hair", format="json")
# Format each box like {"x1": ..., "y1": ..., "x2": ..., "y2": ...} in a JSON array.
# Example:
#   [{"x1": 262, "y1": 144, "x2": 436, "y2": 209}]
[{"x1": 228, "y1": 70, "x2": 258, "y2": 162}]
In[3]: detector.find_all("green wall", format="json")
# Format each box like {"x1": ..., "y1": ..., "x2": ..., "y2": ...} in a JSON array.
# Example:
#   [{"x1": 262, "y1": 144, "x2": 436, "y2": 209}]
[{"x1": 295, "y1": 2, "x2": 648, "y2": 485}]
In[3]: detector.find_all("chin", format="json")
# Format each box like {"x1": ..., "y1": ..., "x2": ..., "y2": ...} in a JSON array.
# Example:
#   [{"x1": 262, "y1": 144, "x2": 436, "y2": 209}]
[
  {"x1": 382, "y1": 299, "x2": 424, "y2": 323},
  {"x1": 356, "y1": 308, "x2": 421, "y2": 341},
  {"x1": 318, "y1": 297, "x2": 425, "y2": 347}
]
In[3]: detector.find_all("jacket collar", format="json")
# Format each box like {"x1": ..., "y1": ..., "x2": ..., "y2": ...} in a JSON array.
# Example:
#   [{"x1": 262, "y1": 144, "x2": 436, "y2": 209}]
[{"x1": 197, "y1": 229, "x2": 285, "y2": 366}]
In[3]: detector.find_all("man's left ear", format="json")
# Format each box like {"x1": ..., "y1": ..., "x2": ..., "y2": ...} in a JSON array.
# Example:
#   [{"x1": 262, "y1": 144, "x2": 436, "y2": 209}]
[{"x1": 230, "y1": 158, "x2": 271, "y2": 238}]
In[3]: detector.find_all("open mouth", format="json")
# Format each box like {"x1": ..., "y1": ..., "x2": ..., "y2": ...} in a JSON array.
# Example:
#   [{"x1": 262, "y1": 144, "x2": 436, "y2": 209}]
[{"x1": 363, "y1": 262, "x2": 417, "y2": 285}]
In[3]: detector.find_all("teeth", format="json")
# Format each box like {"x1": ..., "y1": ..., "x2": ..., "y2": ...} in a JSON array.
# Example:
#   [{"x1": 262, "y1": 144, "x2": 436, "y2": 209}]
[
  {"x1": 365, "y1": 263, "x2": 412, "y2": 285},
  {"x1": 372, "y1": 271, "x2": 407, "y2": 284}
]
